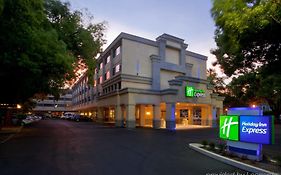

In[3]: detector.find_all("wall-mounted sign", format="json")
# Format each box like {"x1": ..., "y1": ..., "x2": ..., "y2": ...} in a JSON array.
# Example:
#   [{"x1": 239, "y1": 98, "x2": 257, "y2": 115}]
[
  {"x1": 219, "y1": 115, "x2": 274, "y2": 145},
  {"x1": 185, "y1": 86, "x2": 205, "y2": 97}
]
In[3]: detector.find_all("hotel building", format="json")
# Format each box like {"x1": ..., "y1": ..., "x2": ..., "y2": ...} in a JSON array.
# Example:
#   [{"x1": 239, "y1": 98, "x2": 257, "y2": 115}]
[
  {"x1": 71, "y1": 33, "x2": 224, "y2": 130},
  {"x1": 33, "y1": 92, "x2": 73, "y2": 116}
]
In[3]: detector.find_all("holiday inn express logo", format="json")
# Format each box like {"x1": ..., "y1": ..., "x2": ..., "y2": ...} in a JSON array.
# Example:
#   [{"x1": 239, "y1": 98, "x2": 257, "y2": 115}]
[
  {"x1": 185, "y1": 86, "x2": 194, "y2": 97},
  {"x1": 219, "y1": 115, "x2": 239, "y2": 141},
  {"x1": 185, "y1": 86, "x2": 205, "y2": 97}
]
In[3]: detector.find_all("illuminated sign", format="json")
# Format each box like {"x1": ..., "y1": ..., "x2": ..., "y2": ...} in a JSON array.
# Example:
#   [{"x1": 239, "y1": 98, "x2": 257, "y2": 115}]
[
  {"x1": 219, "y1": 115, "x2": 274, "y2": 144},
  {"x1": 219, "y1": 115, "x2": 239, "y2": 141},
  {"x1": 240, "y1": 115, "x2": 274, "y2": 144},
  {"x1": 185, "y1": 86, "x2": 205, "y2": 97}
]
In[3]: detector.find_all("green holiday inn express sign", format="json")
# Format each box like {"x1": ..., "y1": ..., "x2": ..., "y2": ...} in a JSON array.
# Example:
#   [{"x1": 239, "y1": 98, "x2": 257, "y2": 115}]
[{"x1": 185, "y1": 86, "x2": 205, "y2": 97}]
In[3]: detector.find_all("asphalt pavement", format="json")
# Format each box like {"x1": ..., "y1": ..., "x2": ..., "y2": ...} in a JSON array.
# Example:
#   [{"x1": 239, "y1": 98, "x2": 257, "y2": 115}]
[{"x1": 0, "y1": 119, "x2": 250, "y2": 175}]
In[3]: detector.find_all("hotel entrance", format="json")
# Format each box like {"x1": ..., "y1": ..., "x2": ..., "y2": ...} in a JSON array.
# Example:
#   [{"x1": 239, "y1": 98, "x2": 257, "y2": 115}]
[
  {"x1": 135, "y1": 104, "x2": 153, "y2": 128},
  {"x1": 160, "y1": 102, "x2": 214, "y2": 129}
]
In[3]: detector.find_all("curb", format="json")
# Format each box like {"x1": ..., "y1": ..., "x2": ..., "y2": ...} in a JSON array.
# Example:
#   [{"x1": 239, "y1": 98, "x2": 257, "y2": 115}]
[
  {"x1": 0, "y1": 126, "x2": 23, "y2": 144},
  {"x1": 189, "y1": 143, "x2": 279, "y2": 175}
]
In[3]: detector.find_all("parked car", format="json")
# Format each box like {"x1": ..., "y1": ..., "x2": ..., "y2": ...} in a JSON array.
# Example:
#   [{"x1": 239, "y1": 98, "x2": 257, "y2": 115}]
[
  {"x1": 22, "y1": 115, "x2": 42, "y2": 125},
  {"x1": 71, "y1": 114, "x2": 92, "y2": 122},
  {"x1": 61, "y1": 112, "x2": 74, "y2": 120}
]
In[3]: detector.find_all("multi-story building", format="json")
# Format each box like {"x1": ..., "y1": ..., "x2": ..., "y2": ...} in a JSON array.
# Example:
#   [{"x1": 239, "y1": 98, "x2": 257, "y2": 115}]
[
  {"x1": 33, "y1": 91, "x2": 73, "y2": 116},
  {"x1": 71, "y1": 32, "x2": 224, "y2": 130}
]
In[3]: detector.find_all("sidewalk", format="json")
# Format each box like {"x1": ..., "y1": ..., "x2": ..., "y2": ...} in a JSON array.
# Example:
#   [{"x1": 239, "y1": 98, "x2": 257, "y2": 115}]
[{"x1": 0, "y1": 126, "x2": 22, "y2": 144}]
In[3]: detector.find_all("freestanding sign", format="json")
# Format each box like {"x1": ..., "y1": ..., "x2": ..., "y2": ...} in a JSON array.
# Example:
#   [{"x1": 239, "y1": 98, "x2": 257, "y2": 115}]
[
  {"x1": 219, "y1": 115, "x2": 274, "y2": 145},
  {"x1": 219, "y1": 107, "x2": 275, "y2": 161}
]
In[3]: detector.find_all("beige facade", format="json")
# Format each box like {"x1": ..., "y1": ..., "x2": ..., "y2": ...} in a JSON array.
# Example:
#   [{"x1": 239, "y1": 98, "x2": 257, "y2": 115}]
[{"x1": 71, "y1": 33, "x2": 224, "y2": 130}]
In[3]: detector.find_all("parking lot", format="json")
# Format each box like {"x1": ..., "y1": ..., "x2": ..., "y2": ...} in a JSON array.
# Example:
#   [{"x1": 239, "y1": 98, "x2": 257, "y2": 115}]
[{"x1": 0, "y1": 119, "x2": 253, "y2": 175}]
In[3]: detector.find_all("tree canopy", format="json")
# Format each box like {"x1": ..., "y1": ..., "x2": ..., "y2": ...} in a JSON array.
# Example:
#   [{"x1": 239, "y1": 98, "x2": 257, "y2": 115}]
[
  {"x1": 211, "y1": 0, "x2": 281, "y2": 121},
  {"x1": 211, "y1": 0, "x2": 281, "y2": 76},
  {"x1": 0, "y1": 0, "x2": 105, "y2": 104}
]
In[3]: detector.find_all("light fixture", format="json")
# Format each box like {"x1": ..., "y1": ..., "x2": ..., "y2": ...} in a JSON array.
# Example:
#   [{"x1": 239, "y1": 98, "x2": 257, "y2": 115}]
[
  {"x1": 17, "y1": 104, "x2": 21, "y2": 109},
  {"x1": 146, "y1": 112, "x2": 151, "y2": 115}
]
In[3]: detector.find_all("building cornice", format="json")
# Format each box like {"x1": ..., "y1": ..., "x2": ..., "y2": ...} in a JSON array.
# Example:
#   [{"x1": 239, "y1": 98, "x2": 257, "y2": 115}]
[
  {"x1": 186, "y1": 50, "x2": 207, "y2": 61},
  {"x1": 175, "y1": 75, "x2": 209, "y2": 84}
]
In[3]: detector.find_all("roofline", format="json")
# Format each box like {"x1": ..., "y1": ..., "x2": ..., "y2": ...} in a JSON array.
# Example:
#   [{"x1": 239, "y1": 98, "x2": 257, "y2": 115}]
[
  {"x1": 186, "y1": 50, "x2": 207, "y2": 61},
  {"x1": 99, "y1": 32, "x2": 207, "y2": 61}
]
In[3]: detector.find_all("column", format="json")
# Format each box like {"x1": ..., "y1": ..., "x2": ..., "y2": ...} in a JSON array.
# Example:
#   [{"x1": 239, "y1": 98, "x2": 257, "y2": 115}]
[
  {"x1": 180, "y1": 44, "x2": 188, "y2": 66},
  {"x1": 211, "y1": 106, "x2": 218, "y2": 128},
  {"x1": 201, "y1": 107, "x2": 207, "y2": 126},
  {"x1": 97, "y1": 107, "x2": 104, "y2": 123},
  {"x1": 140, "y1": 105, "x2": 145, "y2": 127},
  {"x1": 150, "y1": 55, "x2": 161, "y2": 90},
  {"x1": 153, "y1": 104, "x2": 161, "y2": 129},
  {"x1": 188, "y1": 108, "x2": 193, "y2": 125},
  {"x1": 115, "y1": 105, "x2": 123, "y2": 127},
  {"x1": 126, "y1": 104, "x2": 136, "y2": 129},
  {"x1": 166, "y1": 102, "x2": 176, "y2": 130}
]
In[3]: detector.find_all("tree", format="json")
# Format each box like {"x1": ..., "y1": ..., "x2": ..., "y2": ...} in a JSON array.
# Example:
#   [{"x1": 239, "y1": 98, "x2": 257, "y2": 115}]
[
  {"x1": 44, "y1": 0, "x2": 106, "y2": 85},
  {"x1": 207, "y1": 68, "x2": 226, "y2": 95},
  {"x1": 211, "y1": 0, "x2": 281, "y2": 122},
  {"x1": 212, "y1": 0, "x2": 281, "y2": 76},
  {"x1": 0, "y1": 0, "x2": 105, "y2": 105}
]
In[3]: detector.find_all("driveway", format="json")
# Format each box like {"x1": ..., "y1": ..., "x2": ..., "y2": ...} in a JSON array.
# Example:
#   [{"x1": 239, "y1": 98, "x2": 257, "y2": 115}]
[{"x1": 0, "y1": 119, "x2": 250, "y2": 175}]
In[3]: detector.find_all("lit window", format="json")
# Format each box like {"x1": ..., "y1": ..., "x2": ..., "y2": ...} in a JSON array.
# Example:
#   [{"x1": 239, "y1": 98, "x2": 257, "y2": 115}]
[
  {"x1": 116, "y1": 46, "x2": 120, "y2": 56},
  {"x1": 116, "y1": 64, "x2": 121, "y2": 73},
  {"x1": 106, "y1": 71, "x2": 110, "y2": 80},
  {"x1": 94, "y1": 80, "x2": 97, "y2": 87},
  {"x1": 99, "y1": 76, "x2": 103, "y2": 84},
  {"x1": 106, "y1": 56, "x2": 110, "y2": 64}
]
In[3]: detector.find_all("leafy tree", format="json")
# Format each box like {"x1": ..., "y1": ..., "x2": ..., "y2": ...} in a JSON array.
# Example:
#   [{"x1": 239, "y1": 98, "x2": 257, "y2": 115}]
[
  {"x1": 211, "y1": 0, "x2": 281, "y2": 76},
  {"x1": 211, "y1": 0, "x2": 281, "y2": 122},
  {"x1": 0, "y1": 0, "x2": 105, "y2": 105},
  {"x1": 44, "y1": 0, "x2": 106, "y2": 85},
  {"x1": 207, "y1": 68, "x2": 226, "y2": 95}
]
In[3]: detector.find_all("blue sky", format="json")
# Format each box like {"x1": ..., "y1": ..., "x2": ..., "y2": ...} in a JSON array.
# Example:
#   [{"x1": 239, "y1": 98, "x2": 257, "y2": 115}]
[{"x1": 67, "y1": 0, "x2": 218, "y2": 71}]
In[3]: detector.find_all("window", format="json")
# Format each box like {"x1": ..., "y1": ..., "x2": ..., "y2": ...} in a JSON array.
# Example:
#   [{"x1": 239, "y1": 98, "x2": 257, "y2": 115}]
[
  {"x1": 95, "y1": 68, "x2": 98, "y2": 73},
  {"x1": 116, "y1": 46, "x2": 120, "y2": 56},
  {"x1": 116, "y1": 64, "x2": 121, "y2": 73},
  {"x1": 113, "y1": 46, "x2": 121, "y2": 58},
  {"x1": 106, "y1": 71, "x2": 110, "y2": 80},
  {"x1": 99, "y1": 76, "x2": 103, "y2": 84},
  {"x1": 94, "y1": 80, "x2": 97, "y2": 87},
  {"x1": 106, "y1": 55, "x2": 110, "y2": 64}
]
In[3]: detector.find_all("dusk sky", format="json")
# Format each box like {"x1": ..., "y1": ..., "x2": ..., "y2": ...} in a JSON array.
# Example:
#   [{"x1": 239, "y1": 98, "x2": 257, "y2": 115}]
[{"x1": 67, "y1": 0, "x2": 219, "y2": 72}]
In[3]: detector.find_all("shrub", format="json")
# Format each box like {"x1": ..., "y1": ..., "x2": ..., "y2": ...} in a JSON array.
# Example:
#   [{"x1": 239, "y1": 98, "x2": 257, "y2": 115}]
[
  {"x1": 16, "y1": 113, "x2": 27, "y2": 120},
  {"x1": 275, "y1": 156, "x2": 281, "y2": 167},
  {"x1": 209, "y1": 142, "x2": 215, "y2": 150},
  {"x1": 241, "y1": 155, "x2": 248, "y2": 160},
  {"x1": 263, "y1": 154, "x2": 269, "y2": 162},
  {"x1": 217, "y1": 142, "x2": 226, "y2": 153},
  {"x1": 201, "y1": 140, "x2": 208, "y2": 147}
]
